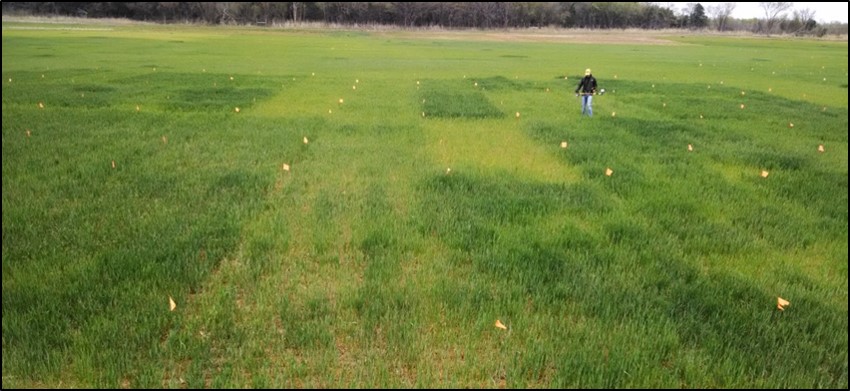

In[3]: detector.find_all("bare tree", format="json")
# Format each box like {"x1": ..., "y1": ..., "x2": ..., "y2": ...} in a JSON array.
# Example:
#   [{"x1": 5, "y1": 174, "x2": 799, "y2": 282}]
[
  {"x1": 494, "y1": 2, "x2": 513, "y2": 28},
  {"x1": 468, "y1": 2, "x2": 499, "y2": 28},
  {"x1": 392, "y1": 2, "x2": 421, "y2": 27},
  {"x1": 759, "y1": 2, "x2": 792, "y2": 34},
  {"x1": 794, "y1": 7, "x2": 816, "y2": 25},
  {"x1": 292, "y1": 2, "x2": 300, "y2": 23},
  {"x1": 707, "y1": 3, "x2": 735, "y2": 31},
  {"x1": 787, "y1": 8, "x2": 817, "y2": 34}
]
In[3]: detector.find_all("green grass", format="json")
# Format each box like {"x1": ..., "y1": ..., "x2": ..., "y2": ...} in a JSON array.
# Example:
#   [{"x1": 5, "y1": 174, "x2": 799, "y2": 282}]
[{"x1": 2, "y1": 23, "x2": 847, "y2": 388}]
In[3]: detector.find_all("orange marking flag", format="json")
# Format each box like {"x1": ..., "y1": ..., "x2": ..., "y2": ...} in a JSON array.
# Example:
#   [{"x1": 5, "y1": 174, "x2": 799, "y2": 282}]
[{"x1": 777, "y1": 297, "x2": 790, "y2": 311}]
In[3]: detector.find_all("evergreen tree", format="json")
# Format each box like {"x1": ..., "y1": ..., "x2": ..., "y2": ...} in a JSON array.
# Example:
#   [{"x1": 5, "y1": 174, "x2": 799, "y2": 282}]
[{"x1": 689, "y1": 3, "x2": 708, "y2": 29}]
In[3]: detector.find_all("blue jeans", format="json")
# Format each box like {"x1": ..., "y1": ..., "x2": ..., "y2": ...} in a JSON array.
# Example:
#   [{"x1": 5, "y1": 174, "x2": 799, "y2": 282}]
[{"x1": 581, "y1": 94, "x2": 593, "y2": 117}]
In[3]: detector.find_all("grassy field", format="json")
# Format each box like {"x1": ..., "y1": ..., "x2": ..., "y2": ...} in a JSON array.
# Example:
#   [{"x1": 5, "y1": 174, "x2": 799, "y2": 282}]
[{"x1": 2, "y1": 21, "x2": 847, "y2": 388}]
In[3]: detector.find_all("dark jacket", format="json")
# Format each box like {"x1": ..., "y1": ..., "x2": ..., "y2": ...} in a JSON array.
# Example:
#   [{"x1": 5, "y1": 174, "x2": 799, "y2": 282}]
[{"x1": 575, "y1": 75, "x2": 597, "y2": 94}]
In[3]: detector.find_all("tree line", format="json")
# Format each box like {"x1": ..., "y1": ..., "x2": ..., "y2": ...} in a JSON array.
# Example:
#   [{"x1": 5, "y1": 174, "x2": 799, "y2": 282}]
[{"x1": 2, "y1": 2, "x2": 845, "y2": 36}]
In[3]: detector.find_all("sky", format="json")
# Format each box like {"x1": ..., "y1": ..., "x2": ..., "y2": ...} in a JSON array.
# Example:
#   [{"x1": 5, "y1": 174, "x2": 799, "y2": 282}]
[{"x1": 662, "y1": 2, "x2": 848, "y2": 24}]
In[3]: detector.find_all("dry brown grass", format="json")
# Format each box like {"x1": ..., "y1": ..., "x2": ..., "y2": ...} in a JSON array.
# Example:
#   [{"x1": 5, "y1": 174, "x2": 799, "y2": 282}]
[
  {"x1": 2, "y1": 14, "x2": 153, "y2": 26},
  {"x1": 4, "y1": 15, "x2": 845, "y2": 42}
]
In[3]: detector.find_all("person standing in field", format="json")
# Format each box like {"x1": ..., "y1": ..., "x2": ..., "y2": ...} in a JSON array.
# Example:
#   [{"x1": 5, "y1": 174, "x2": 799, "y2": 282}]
[{"x1": 575, "y1": 68, "x2": 597, "y2": 117}]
